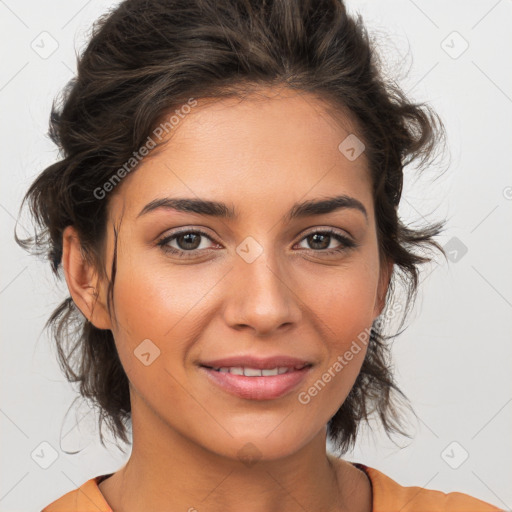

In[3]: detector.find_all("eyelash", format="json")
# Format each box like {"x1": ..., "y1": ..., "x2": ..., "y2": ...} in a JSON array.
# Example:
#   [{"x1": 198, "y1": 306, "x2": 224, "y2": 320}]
[{"x1": 156, "y1": 228, "x2": 358, "y2": 259}]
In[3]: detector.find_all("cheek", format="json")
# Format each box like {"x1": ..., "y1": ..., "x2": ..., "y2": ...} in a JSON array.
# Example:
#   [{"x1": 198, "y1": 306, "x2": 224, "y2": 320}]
[
  {"x1": 297, "y1": 280, "x2": 372, "y2": 421},
  {"x1": 296, "y1": 254, "x2": 379, "y2": 404},
  {"x1": 110, "y1": 255, "x2": 217, "y2": 338},
  {"x1": 301, "y1": 254, "x2": 380, "y2": 338},
  {"x1": 105, "y1": 254, "x2": 228, "y2": 388}
]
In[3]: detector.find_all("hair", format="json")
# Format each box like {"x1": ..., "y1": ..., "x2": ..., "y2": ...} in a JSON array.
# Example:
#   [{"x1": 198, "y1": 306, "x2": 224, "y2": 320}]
[{"x1": 16, "y1": 0, "x2": 447, "y2": 455}]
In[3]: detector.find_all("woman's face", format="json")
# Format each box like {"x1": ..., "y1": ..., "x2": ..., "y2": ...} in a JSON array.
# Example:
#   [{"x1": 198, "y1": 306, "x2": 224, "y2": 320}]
[{"x1": 83, "y1": 87, "x2": 390, "y2": 461}]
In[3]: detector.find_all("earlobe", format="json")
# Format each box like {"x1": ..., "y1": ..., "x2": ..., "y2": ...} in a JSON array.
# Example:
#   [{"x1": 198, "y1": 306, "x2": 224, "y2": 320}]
[{"x1": 61, "y1": 225, "x2": 112, "y2": 330}]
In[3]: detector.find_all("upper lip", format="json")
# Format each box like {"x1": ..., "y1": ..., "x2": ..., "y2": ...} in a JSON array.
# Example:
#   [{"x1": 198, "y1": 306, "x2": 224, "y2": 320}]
[{"x1": 199, "y1": 355, "x2": 313, "y2": 370}]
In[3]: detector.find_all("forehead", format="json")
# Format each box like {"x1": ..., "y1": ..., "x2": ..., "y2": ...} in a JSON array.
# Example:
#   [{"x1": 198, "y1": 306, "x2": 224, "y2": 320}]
[{"x1": 108, "y1": 87, "x2": 373, "y2": 221}]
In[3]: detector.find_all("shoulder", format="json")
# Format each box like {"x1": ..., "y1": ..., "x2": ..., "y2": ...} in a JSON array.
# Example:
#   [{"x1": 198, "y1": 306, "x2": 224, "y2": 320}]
[
  {"x1": 41, "y1": 475, "x2": 113, "y2": 512},
  {"x1": 354, "y1": 463, "x2": 504, "y2": 512}
]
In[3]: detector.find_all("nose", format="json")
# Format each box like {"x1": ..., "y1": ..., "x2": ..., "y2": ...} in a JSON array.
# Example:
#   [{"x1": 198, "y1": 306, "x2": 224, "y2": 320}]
[{"x1": 222, "y1": 249, "x2": 303, "y2": 336}]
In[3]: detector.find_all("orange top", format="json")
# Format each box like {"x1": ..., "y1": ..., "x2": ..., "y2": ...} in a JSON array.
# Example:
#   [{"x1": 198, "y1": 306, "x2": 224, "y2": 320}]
[{"x1": 41, "y1": 462, "x2": 504, "y2": 512}]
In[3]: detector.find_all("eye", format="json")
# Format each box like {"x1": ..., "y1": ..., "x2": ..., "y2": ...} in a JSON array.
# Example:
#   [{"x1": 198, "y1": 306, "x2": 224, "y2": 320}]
[
  {"x1": 295, "y1": 229, "x2": 357, "y2": 255},
  {"x1": 156, "y1": 229, "x2": 219, "y2": 258},
  {"x1": 156, "y1": 227, "x2": 358, "y2": 259}
]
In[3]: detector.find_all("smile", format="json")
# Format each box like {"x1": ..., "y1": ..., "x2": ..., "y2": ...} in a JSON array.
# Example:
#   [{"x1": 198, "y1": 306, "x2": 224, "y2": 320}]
[
  {"x1": 199, "y1": 364, "x2": 312, "y2": 400},
  {"x1": 204, "y1": 364, "x2": 310, "y2": 376}
]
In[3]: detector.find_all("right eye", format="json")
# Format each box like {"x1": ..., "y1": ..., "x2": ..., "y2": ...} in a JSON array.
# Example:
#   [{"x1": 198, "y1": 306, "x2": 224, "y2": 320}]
[{"x1": 156, "y1": 229, "x2": 221, "y2": 258}]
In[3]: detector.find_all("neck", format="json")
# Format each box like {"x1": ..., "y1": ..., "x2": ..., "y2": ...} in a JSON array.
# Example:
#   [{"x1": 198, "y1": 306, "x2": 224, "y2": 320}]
[{"x1": 100, "y1": 393, "x2": 367, "y2": 512}]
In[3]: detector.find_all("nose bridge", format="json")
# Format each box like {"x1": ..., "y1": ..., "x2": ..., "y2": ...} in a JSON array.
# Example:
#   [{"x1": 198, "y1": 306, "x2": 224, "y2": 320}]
[{"x1": 224, "y1": 237, "x2": 301, "y2": 334}]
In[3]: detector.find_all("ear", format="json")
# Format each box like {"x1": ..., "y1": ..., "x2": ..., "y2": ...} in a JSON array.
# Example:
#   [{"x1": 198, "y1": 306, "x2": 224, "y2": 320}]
[
  {"x1": 61, "y1": 225, "x2": 112, "y2": 330},
  {"x1": 373, "y1": 257, "x2": 394, "y2": 318}
]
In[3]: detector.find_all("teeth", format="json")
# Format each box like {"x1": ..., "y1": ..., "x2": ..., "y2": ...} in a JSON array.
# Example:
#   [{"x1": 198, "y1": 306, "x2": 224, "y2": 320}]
[
  {"x1": 210, "y1": 366, "x2": 303, "y2": 376},
  {"x1": 244, "y1": 367, "x2": 264, "y2": 376}
]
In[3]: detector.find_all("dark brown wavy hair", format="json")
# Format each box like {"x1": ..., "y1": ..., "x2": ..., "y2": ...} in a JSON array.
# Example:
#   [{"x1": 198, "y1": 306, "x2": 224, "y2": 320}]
[{"x1": 16, "y1": 0, "x2": 447, "y2": 455}]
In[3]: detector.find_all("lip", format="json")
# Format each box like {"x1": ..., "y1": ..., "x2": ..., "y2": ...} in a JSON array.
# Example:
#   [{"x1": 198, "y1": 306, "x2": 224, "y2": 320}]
[
  {"x1": 199, "y1": 355, "x2": 312, "y2": 370},
  {"x1": 199, "y1": 365, "x2": 312, "y2": 400}
]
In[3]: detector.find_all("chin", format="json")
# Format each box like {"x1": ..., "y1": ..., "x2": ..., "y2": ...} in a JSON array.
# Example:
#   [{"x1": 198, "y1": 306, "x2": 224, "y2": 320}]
[{"x1": 200, "y1": 430, "x2": 315, "y2": 464}]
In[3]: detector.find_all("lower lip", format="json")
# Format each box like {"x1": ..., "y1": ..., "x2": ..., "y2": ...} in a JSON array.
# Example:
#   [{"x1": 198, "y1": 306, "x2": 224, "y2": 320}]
[{"x1": 199, "y1": 365, "x2": 312, "y2": 400}]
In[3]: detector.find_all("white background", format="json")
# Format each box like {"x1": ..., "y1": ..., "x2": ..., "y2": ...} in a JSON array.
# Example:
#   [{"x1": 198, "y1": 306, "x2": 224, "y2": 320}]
[{"x1": 0, "y1": 0, "x2": 511, "y2": 510}]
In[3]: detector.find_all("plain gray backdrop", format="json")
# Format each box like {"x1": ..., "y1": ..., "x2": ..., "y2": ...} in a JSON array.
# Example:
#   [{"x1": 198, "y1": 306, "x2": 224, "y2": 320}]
[{"x1": 1, "y1": 0, "x2": 511, "y2": 510}]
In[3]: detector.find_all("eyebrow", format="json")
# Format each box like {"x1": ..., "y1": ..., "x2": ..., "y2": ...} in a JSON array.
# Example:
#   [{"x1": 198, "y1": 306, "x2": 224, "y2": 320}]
[{"x1": 137, "y1": 194, "x2": 368, "y2": 222}]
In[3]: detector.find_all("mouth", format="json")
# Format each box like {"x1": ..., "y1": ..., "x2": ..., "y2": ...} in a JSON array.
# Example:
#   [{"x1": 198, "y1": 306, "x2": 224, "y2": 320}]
[
  {"x1": 198, "y1": 363, "x2": 313, "y2": 400},
  {"x1": 200, "y1": 363, "x2": 312, "y2": 376}
]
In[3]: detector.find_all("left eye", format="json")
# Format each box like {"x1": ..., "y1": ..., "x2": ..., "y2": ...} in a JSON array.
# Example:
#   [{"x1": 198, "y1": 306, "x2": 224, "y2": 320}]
[{"x1": 296, "y1": 230, "x2": 354, "y2": 252}]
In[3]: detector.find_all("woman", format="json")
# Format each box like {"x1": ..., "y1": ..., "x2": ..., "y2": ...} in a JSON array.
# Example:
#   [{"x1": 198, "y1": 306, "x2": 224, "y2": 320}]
[{"x1": 17, "y1": 0, "x2": 503, "y2": 510}]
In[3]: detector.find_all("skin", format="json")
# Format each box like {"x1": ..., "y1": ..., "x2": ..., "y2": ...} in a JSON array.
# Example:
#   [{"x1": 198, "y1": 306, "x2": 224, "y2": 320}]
[{"x1": 62, "y1": 86, "x2": 392, "y2": 512}]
